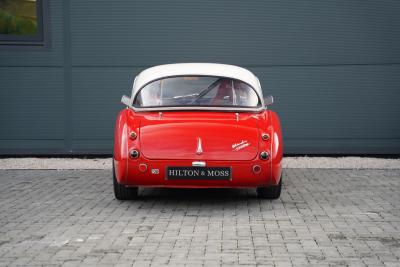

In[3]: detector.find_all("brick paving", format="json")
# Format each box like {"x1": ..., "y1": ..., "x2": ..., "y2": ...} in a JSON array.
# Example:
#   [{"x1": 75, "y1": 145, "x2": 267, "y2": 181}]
[{"x1": 0, "y1": 169, "x2": 399, "y2": 266}]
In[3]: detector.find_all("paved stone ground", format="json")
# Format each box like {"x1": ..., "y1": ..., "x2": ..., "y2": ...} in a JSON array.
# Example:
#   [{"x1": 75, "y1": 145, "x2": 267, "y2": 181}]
[{"x1": 0, "y1": 169, "x2": 399, "y2": 267}]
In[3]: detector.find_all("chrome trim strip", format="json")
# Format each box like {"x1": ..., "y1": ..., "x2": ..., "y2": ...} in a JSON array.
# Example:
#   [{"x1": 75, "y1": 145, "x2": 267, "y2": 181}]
[
  {"x1": 128, "y1": 106, "x2": 264, "y2": 112},
  {"x1": 192, "y1": 161, "x2": 206, "y2": 167}
]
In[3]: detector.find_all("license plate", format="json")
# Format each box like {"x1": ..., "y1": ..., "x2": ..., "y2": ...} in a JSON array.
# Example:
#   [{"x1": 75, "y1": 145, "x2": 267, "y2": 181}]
[{"x1": 167, "y1": 167, "x2": 231, "y2": 180}]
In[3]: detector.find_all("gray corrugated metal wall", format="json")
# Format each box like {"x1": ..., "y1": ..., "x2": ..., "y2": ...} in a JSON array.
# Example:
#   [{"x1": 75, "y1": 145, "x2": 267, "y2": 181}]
[{"x1": 1, "y1": 0, "x2": 400, "y2": 155}]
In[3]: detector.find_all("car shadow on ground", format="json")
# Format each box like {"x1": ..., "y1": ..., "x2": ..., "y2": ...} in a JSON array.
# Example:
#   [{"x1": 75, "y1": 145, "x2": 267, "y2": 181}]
[{"x1": 133, "y1": 187, "x2": 262, "y2": 202}]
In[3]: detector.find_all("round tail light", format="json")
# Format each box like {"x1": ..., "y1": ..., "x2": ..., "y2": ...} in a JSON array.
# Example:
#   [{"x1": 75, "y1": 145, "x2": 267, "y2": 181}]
[
  {"x1": 130, "y1": 131, "x2": 137, "y2": 140},
  {"x1": 129, "y1": 149, "x2": 139, "y2": 159},
  {"x1": 261, "y1": 133, "x2": 270, "y2": 141},
  {"x1": 260, "y1": 151, "x2": 269, "y2": 160},
  {"x1": 138, "y1": 163, "x2": 148, "y2": 172}
]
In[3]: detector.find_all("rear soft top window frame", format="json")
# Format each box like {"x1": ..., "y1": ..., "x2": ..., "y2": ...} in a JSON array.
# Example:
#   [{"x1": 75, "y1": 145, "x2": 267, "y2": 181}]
[{"x1": 132, "y1": 75, "x2": 262, "y2": 109}]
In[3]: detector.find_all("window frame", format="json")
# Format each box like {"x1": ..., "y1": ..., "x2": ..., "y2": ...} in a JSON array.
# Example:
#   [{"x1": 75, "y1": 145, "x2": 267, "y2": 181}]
[
  {"x1": 132, "y1": 75, "x2": 262, "y2": 109},
  {"x1": 0, "y1": 0, "x2": 48, "y2": 46}
]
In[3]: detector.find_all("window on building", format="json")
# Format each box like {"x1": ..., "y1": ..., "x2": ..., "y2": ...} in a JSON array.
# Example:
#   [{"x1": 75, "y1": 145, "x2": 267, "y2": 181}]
[{"x1": 0, "y1": 0, "x2": 45, "y2": 45}]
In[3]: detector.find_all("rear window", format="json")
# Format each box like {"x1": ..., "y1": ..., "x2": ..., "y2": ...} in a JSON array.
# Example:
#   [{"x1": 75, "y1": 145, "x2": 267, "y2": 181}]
[{"x1": 134, "y1": 76, "x2": 261, "y2": 108}]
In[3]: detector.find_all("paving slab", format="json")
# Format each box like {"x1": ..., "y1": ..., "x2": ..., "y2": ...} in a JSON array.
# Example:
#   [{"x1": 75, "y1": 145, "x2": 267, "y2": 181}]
[{"x1": 0, "y1": 169, "x2": 399, "y2": 266}]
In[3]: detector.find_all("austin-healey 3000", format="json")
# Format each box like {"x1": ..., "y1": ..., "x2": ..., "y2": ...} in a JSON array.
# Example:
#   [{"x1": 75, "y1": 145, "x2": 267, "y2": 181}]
[{"x1": 113, "y1": 63, "x2": 283, "y2": 199}]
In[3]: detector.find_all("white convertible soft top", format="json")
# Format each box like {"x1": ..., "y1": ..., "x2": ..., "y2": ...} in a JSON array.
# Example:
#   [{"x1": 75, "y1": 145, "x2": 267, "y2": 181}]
[{"x1": 122, "y1": 63, "x2": 265, "y2": 111}]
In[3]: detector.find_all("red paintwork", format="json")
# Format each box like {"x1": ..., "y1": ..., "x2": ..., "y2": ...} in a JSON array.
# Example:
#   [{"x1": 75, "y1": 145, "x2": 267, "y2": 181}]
[
  {"x1": 113, "y1": 109, "x2": 283, "y2": 188},
  {"x1": 140, "y1": 112, "x2": 259, "y2": 161}
]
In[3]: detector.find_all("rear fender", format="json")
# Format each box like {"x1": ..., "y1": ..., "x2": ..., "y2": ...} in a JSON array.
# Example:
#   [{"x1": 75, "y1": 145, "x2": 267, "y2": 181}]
[
  {"x1": 268, "y1": 110, "x2": 283, "y2": 185},
  {"x1": 113, "y1": 108, "x2": 137, "y2": 184}
]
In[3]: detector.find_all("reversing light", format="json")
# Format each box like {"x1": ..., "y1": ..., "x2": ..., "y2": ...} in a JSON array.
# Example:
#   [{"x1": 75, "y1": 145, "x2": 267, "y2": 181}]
[
  {"x1": 260, "y1": 151, "x2": 269, "y2": 160},
  {"x1": 129, "y1": 149, "x2": 139, "y2": 159},
  {"x1": 261, "y1": 133, "x2": 270, "y2": 141}
]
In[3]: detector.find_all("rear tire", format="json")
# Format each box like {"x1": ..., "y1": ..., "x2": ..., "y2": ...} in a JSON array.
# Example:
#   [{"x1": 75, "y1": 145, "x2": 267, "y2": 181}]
[
  {"x1": 257, "y1": 175, "x2": 282, "y2": 199},
  {"x1": 113, "y1": 161, "x2": 138, "y2": 200}
]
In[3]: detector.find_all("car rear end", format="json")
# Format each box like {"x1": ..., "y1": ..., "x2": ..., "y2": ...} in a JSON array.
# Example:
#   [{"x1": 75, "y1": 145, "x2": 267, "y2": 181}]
[
  {"x1": 115, "y1": 110, "x2": 277, "y2": 189},
  {"x1": 113, "y1": 64, "x2": 283, "y2": 199}
]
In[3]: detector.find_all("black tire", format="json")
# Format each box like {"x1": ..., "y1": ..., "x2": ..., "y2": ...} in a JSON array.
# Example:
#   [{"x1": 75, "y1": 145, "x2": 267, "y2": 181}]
[
  {"x1": 257, "y1": 175, "x2": 282, "y2": 199},
  {"x1": 113, "y1": 162, "x2": 138, "y2": 200}
]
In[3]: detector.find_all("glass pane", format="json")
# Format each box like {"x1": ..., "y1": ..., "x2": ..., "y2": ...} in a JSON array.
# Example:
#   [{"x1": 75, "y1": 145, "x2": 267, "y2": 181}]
[
  {"x1": 134, "y1": 76, "x2": 261, "y2": 108},
  {"x1": 0, "y1": 0, "x2": 38, "y2": 35}
]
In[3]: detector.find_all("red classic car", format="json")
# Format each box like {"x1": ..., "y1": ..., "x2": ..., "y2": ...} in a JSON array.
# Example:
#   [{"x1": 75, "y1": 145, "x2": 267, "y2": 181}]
[{"x1": 113, "y1": 63, "x2": 283, "y2": 199}]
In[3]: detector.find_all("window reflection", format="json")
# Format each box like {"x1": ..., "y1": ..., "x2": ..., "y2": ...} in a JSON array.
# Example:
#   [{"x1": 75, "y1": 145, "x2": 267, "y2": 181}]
[
  {"x1": 134, "y1": 76, "x2": 261, "y2": 108},
  {"x1": 0, "y1": 0, "x2": 38, "y2": 35}
]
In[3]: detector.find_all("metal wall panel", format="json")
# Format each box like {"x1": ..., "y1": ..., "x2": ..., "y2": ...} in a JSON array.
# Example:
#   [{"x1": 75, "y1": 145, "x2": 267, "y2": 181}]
[
  {"x1": 0, "y1": 0, "x2": 399, "y2": 154},
  {"x1": 0, "y1": 68, "x2": 65, "y2": 153},
  {"x1": 70, "y1": 68, "x2": 141, "y2": 152},
  {"x1": 251, "y1": 65, "x2": 400, "y2": 154},
  {"x1": 70, "y1": 0, "x2": 400, "y2": 66},
  {"x1": 0, "y1": 0, "x2": 65, "y2": 155}
]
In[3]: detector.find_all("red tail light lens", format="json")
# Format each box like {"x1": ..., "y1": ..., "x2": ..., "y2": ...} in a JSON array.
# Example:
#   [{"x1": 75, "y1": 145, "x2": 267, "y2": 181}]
[{"x1": 253, "y1": 165, "x2": 261, "y2": 174}]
